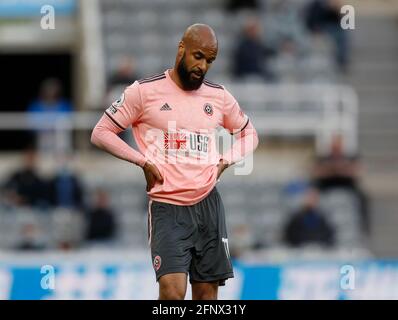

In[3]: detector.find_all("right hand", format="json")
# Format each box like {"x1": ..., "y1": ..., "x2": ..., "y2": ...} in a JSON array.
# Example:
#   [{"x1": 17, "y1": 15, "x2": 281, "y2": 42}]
[{"x1": 142, "y1": 160, "x2": 164, "y2": 192}]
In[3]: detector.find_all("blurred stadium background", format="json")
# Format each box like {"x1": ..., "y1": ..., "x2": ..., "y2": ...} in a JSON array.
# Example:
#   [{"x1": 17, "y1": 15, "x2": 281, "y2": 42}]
[{"x1": 0, "y1": 0, "x2": 397, "y2": 299}]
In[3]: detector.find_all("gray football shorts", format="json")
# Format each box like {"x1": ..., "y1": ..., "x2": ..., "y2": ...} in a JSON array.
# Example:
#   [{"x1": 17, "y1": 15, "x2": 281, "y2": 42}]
[{"x1": 148, "y1": 187, "x2": 234, "y2": 286}]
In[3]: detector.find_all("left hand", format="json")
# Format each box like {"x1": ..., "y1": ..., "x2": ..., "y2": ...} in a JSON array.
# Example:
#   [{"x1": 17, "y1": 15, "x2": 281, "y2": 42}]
[{"x1": 216, "y1": 159, "x2": 230, "y2": 180}]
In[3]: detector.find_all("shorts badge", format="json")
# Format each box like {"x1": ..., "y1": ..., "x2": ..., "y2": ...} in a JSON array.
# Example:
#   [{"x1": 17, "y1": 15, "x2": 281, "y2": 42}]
[{"x1": 153, "y1": 255, "x2": 162, "y2": 271}]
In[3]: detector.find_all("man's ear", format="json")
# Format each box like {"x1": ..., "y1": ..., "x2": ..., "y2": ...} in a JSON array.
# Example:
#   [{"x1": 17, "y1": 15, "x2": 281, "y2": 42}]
[{"x1": 177, "y1": 41, "x2": 185, "y2": 60}]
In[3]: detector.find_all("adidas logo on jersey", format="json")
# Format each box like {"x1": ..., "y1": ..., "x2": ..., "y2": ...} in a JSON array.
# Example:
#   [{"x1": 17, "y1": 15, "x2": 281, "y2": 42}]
[{"x1": 160, "y1": 103, "x2": 172, "y2": 111}]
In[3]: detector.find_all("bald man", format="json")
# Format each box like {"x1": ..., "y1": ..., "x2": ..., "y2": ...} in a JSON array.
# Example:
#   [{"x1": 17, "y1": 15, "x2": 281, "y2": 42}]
[{"x1": 91, "y1": 24, "x2": 259, "y2": 300}]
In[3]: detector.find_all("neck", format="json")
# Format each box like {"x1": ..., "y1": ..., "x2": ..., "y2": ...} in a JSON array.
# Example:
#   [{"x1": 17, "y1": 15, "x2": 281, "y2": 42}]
[{"x1": 169, "y1": 68, "x2": 185, "y2": 90}]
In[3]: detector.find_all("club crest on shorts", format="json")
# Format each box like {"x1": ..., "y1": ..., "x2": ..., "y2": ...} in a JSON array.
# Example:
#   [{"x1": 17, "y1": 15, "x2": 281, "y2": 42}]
[
  {"x1": 203, "y1": 103, "x2": 213, "y2": 116},
  {"x1": 153, "y1": 255, "x2": 162, "y2": 271}
]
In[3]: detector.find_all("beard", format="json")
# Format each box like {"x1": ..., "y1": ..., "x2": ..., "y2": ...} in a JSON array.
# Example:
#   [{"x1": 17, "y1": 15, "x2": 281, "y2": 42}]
[{"x1": 177, "y1": 54, "x2": 205, "y2": 91}]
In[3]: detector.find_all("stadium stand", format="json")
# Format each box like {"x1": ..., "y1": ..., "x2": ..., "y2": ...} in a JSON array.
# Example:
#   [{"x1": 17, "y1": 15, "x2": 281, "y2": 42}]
[{"x1": 0, "y1": 0, "x2": 397, "y2": 259}]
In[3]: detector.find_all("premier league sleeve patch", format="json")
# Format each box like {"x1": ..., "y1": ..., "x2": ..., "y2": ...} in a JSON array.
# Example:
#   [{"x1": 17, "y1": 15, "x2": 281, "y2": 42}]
[
  {"x1": 113, "y1": 92, "x2": 125, "y2": 108},
  {"x1": 107, "y1": 92, "x2": 125, "y2": 114}
]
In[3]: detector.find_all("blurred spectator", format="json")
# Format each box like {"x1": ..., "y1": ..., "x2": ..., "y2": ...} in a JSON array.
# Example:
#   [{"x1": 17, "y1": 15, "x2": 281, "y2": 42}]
[
  {"x1": 313, "y1": 135, "x2": 360, "y2": 189},
  {"x1": 268, "y1": 0, "x2": 309, "y2": 52},
  {"x1": 312, "y1": 134, "x2": 370, "y2": 234},
  {"x1": 232, "y1": 17, "x2": 276, "y2": 82},
  {"x1": 27, "y1": 78, "x2": 73, "y2": 154},
  {"x1": 2, "y1": 148, "x2": 49, "y2": 209},
  {"x1": 15, "y1": 223, "x2": 46, "y2": 251},
  {"x1": 109, "y1": 56, "x2": 139, "y2": 88},
  {"x1": 305, "y1": 0, "x2": 350, "y2": 72},
  {"x1": 105, "y1": 56, "x2": 140, "y2": 144},
  {"x1": 225, "y1": 0, "x2": 260, "y2": 12},
  {"x1": 28, "y1": 78, "x2": 72, "y2": 114},
  {"x1": 49, "y1": 154, "x2": 85, "y2": 212},
  {"x1": 106, "y1": 56, "x2": 139, "y2": 107},
  {"x1": 274, "y1": 36, "x2": 300, "y2": 82},
  {"x1": 85, "y1": 188, "x2": 117, "y2": 243},
  {"x1": 283, "y1": 188, "x2": 335, "y2": 248}
]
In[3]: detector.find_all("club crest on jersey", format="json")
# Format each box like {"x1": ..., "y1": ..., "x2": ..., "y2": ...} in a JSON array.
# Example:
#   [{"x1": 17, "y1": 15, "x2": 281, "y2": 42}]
[
  {"x1": 153, "y1": 255, "x2": 161, "y2": 271},
  {"x1": 203, "y1": 103, "x2": 213, "y2": 116}
]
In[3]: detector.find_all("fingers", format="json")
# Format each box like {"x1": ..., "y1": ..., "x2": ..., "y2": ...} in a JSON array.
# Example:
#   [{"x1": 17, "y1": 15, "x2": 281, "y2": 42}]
[
  {"x1": 216, "y1": 161, "x2": 228, "y2": 180},
  {"x1": 150, "y1": 163, "x2": 163, "y2": 183},
  {"x1": 216, "y1": 165, "x2": 222, "y2": 180},
  {"x1": 152, "y1": 166, "x2": 164, "y2": 183},
  {"x1": 146, "y1": 172, "x2": 156, "y2": 191},
  {"x1": 144, "y1": 163, "x2": 163, "y2": 192}
]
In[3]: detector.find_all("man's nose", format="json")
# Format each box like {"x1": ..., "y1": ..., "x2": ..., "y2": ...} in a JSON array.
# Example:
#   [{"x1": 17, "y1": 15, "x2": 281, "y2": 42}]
[{"x1": 198, "y1": 60, "x2": 207, "y2": 73}]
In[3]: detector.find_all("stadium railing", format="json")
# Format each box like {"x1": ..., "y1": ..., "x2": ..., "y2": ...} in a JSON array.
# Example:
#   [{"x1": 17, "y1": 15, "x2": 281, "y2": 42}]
[{"x1": 0, "y1": 83, "x2": 358, "y2": 155}]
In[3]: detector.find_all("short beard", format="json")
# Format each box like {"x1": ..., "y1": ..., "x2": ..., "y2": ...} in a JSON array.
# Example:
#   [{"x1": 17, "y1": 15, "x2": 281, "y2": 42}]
[{"x1": 177, "y1": 54, "x2": 204, "y2": 91}]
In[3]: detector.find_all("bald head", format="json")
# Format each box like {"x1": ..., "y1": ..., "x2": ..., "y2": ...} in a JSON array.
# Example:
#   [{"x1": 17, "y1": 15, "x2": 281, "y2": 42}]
[
  {"x1": 173, "y1": 24, "x2": 218, "y2": 90},
  {"x1": 181, "y1": 24, "x2": 218, "y2": 50}
]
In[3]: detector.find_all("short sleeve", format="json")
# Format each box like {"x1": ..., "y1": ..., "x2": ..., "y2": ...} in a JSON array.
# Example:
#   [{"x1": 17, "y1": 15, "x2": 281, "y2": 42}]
[
  {"x1": 222, "y1": 88, "x2": 249, "y2": 134},
  {"x1": 104, "y1": 81, "x2": 143, "y2": 130}
]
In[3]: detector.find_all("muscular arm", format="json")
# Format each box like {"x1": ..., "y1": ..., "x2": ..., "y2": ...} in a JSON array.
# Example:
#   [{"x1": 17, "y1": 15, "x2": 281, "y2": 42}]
[
  {"x1": 91, "y1": 114, "x2": 147, "y2": 168},
  {"x1": 221, "y1": 121, "x2": 259, "y2": 165}
]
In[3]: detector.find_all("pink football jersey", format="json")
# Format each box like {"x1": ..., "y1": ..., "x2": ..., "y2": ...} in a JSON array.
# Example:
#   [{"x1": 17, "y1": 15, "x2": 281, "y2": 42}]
[{"x1": 104, "y1": 70, "x2": 250, "y2": 205}]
